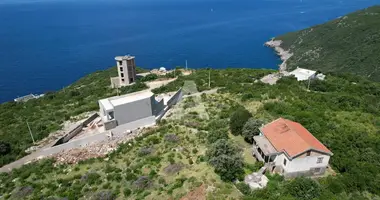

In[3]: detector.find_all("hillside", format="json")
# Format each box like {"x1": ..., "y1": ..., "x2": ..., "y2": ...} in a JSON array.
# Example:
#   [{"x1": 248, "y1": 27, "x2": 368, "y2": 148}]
[
  {"x1": 1, "y1": 67, "x2": 380, "y2": 200},
  {"x1": 275, "y1": 6, "x2": 380, "y2": 81},
  {"x1": 0, "y1": 67, "x2": 149, "y2": 167}
]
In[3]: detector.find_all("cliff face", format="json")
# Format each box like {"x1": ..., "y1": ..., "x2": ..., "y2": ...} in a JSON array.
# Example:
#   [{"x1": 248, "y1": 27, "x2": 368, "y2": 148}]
[{"x1": 275, "y1": 6, "x2": 380, "y2": 81}]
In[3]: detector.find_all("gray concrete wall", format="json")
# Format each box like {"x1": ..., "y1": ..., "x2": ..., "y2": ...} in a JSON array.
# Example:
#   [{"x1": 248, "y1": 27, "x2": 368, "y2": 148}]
[
  {"x1": 53, "y1": 113, "x2": 99, "y2": 146},
  {"x1": 114, "y1": 96, "x2": 153, "y2": 125},
  {"x1": 151, "y1": 98, "x2": 165, "y2": 116},
  {"x1": 112, "y1": 116, "x2": 156, "y2": 134},
  {"x1": 167, "y1": 89, "x2": 183, "y2": 107},
  {"x1": 104, "y1": 120, "x2": 117, "y2": 131}
]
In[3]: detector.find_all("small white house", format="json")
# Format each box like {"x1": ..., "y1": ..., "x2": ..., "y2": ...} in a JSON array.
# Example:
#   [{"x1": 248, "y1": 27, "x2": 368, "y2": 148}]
[
  {"x1": 289, "y1": 67, "x2": 326, "y2": 81},
  {"x1": 252, "y1": 118, "x2": 333, "y2": 178}
]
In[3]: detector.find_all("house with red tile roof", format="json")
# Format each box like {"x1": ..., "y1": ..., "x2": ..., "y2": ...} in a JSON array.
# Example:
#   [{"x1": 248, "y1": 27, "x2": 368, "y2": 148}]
[{"x1": 252, "y1": 118, "x2": 333, "y2": 178}]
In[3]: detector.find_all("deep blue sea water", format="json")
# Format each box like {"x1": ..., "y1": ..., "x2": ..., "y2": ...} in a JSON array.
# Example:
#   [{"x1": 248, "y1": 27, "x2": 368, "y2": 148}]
[{"x1": 0, "y1": 0, "x2": 378, "y2": 102}]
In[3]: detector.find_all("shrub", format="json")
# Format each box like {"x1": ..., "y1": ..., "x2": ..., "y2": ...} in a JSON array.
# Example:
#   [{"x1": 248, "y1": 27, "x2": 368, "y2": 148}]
[
  {"x1": 206, "y1": 129, "x2": 229, "y2": 144},
  {"x1": 164, "y1": 134, "x2": 180, "y2": 143},
  {"x1": 164, "y1": 163, "x2": 184, "y2": 175},
  {"x1": 133, "y1": 176, "x2": 152, "y2": 190},
  {"x1": 14, "y1": 186, "x2": 33, "y2": 198},
  {"x1": 138, "y1": 147, "x2": 154, "y2": 156},
  {"x1": 90, "y1": 191, "x2": 116, "y2": 200},
  {"x1": 0, "y1": 141, "x2": 11, "y2": 155},
  {"x1": 82, "y1": 172, "x2": 101, "y2": 185},
  {"x1": 285, "y1": 177, "x2": 321, "y2": 200},
  {"x1": 123, "y1": 188, "x2": 132, "y2": 197},
  {"x1": 206, "y1": 139, "x2": 244, "y2": 181},
  {"x1": 229, "y1": 107, "x2": 252, "y2": 135},
  {"x1": 236, "y1": 182, "x2": 251, "y2": 195}
]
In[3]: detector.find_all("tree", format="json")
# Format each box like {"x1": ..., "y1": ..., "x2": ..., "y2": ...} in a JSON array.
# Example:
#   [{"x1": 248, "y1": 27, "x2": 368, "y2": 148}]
[
  {"x1": 209, "y1": 154, "x2": 244, "y2": 181},
  {"x1": 285, "y1": 177, "x2": 321, "y2": 200},
  {"x1": 206, "y1": 139, "x2": 244, "y2": 181},
  {"x1": 0, "y1": 141, "x2": 11, "y2": 156},
  {"x1": 206, "y1": 129, "x2": 228, "y2": 144},
  {"x1": 242, "y1": 118, "x2": 264, "y2": 144},
  {"x1": 206, "y1": 139, "x2": 241, "y2": 159},
  {"x1": 229, "y1": 107, "x2": 252, "y2": 136}
]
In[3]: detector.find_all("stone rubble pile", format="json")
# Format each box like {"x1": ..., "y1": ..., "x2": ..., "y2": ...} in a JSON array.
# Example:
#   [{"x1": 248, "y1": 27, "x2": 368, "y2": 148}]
[{"x1": 50, "y1": 128, "x2": 146, "y2": 165}]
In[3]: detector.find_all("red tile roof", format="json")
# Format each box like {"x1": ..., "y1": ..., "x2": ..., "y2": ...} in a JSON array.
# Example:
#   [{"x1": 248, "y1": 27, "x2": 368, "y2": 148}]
[{"x1": 261, "y1": 118, "x2": 332, "y2": 158}]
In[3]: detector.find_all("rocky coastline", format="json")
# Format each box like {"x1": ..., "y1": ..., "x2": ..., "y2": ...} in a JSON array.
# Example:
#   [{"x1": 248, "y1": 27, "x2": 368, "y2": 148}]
[
  {"x1": 264, "y1": 39, "x2": 293, "y2": 73},
  {"x1": 260, "y1": 39, "x2": 294, "y2": 85}
]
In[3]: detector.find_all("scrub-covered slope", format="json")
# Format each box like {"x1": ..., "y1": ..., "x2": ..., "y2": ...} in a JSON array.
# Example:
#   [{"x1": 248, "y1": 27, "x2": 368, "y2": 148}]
[{"x1": 276, "y1": 6, "x2": 380, "y2": 81}]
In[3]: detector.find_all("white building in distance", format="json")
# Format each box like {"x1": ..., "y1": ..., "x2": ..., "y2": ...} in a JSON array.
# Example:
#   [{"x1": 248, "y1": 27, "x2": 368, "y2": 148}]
[{"x1": 289, "y1": 67, "x2": 325, "y2": 81}]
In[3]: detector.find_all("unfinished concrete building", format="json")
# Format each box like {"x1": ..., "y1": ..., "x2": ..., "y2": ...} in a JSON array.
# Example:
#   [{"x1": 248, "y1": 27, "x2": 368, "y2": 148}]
[
  {"x1": 98, "y1": 91, "x2": 165, "y2": 130},
  {"x1": 111, "y1": 55, "x2": 137, "y2": 88}
]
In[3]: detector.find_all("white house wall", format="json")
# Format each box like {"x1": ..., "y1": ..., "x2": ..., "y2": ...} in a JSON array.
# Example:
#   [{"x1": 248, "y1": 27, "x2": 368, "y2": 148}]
[{"x1": 286, "y1": 154, "x2": 330, "y2": 173}]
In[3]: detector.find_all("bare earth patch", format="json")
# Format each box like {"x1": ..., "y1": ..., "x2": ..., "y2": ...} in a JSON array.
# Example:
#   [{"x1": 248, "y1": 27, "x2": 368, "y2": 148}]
[{"x1": 180, "y1": 184, "x2": 206, "y2": 200}]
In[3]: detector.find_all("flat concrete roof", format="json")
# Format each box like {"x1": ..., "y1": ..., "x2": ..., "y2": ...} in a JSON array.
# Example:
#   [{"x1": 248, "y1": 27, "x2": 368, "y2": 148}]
[
  {"x1": 115, "y1": 55, "x2": 135, "y2": 61},
  {"x1": 99, "y1": 99, "x2": 114, "y2": 111},
  {"x1": 289, "y1": 68, "x2": 317, "y2": 81},
  {"x1": 254, "y1": 135, "x2": 278, "y2": 155},
  {"x1": 109, "y1": 91, "x2": 153, "y2": 107}
]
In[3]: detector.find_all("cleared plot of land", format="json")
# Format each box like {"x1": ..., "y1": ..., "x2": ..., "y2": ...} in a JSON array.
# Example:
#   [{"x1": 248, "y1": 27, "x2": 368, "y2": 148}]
[{"x1": 182, "y1": 81, "x2": 198, "y2": 95}]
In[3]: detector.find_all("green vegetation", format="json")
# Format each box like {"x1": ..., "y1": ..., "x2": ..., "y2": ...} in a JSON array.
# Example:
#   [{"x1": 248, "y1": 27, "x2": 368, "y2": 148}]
[
  {"x1": 0, "y1": 67, "x2": 148, "y2": 167},
  {"x1": 206, "y1": 139, "x2": 244, "y2": 181},
  {"x1": 276, "y1": 6, "x2": 380, "y2": 81},
  {"x1": 242, "y1": 118, "x2": 264, "y2": 144},
  {"x1": 229, "y1": 107, "x2": 252, "y2": 136},
  {"x1": 0, "y1": 87, "x2": 248, "y2": 200},
  {"x1": 2, "y1": 66, "x2": 380, "y2": 199}
]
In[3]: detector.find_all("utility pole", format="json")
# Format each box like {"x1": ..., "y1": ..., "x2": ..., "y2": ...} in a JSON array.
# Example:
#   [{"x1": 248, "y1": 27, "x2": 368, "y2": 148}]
[
  {"x1": 307, "y1": 77, "x2": 311, "y2": 91},
  {"x1": 185, "y1": 60, "x2": 188, "y2": 70},
  {"x1": 208, "y1": 68, "x2": 211, "y2": 88},
  {"x1": 26, "y1": 121, "x2": 36, "y2": 144}
]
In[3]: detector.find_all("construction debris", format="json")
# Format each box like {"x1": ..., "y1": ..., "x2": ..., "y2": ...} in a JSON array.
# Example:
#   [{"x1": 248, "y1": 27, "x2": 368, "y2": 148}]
[{"x1": 49, "y1": 128, "x2": 146, "y2": 165}]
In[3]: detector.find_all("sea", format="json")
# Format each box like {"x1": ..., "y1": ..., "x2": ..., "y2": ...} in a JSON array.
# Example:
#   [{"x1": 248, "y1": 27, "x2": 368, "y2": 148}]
[{"x1": 0, "y1": 0, "x2": 378, "y2": 103}]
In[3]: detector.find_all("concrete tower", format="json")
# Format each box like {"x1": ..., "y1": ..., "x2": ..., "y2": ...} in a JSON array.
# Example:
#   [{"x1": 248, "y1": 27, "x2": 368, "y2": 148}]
[{"x1": 115, "y1": 55, "x2": 137, "y2": 86}]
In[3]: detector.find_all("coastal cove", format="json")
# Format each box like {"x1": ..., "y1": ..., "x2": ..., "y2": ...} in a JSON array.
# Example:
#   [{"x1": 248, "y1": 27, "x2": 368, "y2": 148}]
[{"x1": 0, "y1": 0, "x2": 378, "y2": 102}]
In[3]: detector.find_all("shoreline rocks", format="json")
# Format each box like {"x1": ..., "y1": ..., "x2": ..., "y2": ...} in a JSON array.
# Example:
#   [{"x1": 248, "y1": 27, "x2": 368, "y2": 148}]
[{"x1": 264, "y1": 39, "x2": 293, "y2": 73}]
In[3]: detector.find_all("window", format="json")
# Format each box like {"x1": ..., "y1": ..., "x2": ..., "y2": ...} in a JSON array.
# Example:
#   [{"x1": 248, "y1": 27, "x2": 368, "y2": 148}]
[
  {"x1": 108, "y1": 111, "x2": 114, "y2": 120},
  {"x1": 120, "y1": 67, "x2": 123, "y2": 72},
  {"x1": 118, "y1": 61, "x2": 122, "y2": 66},
  {"x1": 317, "y1": 157, "x2": 324, "y2": 164},
  {"x1": 120, "y1": 73, "x2": 124, "y2": 77},
  {"x1": 314, "y1": 168, "x2": 321, "y2": 173},
  {"x1": 283, "y1": 159, "x2": 287, "y2": 166},
  {"x1": 130, "y1": 78, "x2": 134, "y2": 83},
  {"x1": 121, "y1": 79, "x2": 125, "y2": 82},
  {"x1": 306, "y1": 151, "x2": 311, "y2": 156}
]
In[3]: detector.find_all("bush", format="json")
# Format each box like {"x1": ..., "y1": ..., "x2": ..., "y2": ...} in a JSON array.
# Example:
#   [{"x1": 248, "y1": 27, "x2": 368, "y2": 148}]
[
  {"x1": 206, "y1": 139, "x2": 244, "y2": 181},
  {"x1": 236, "y1": 182, "x2": 251, "y2": 195},
  {"x1": 242, "y1": 118, "x2": 264, "y2": 144},
  {"x1": 138, "y1": 147, "x2": 154, "y2": 156},
  {"x1": 285, "y1": 177, "x2": 321, "y2": 200},
  {"x1": 206, "y1": 129, "x2": 229, "y2": 144},
  {"x1": 0, "y1": 141, "x2": 11, "y2": 155},
  {"x1": 164, "y1": 163, "x2": 184, "y2": 175},
  {"x1": 133, "y1": 176, "x2": 152, "y2": 190},
  {"x1": 164, "y1": 134, "x2": 180, "y2": 143},
  {"x1": 229, "y1": 107, "x2": 252, "y2": 135}
]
